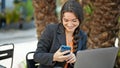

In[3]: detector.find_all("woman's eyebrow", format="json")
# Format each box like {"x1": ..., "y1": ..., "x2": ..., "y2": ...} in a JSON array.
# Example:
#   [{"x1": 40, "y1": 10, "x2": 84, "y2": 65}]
[{"x1": 63, "y1": 18, "x2": 77, "y2": 20}]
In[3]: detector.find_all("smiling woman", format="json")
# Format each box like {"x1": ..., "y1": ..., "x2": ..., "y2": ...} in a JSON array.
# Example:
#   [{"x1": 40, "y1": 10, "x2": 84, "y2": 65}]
[{"x1": 34, "y1": 0, "x2": 87, "y2": 68}]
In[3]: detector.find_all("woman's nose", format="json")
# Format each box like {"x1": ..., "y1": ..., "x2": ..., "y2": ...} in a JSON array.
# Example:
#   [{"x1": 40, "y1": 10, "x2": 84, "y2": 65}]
[{"x1": 67, "y1": 22, "x2": 73, "y2": 26}]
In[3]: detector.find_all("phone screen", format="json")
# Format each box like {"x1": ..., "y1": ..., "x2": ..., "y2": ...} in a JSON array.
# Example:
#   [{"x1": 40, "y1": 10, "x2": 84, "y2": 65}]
[{"x1": 60, "y1": 45, "x2": 71, "y2": 55}]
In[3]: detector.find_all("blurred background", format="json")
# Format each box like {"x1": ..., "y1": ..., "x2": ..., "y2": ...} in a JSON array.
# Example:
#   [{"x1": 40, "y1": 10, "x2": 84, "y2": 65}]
[
  {"x1": 0, "y1": 0, "x2": 37, "y2": 68},
  {"x1": 0, "y1": 0, "x2": 120, "y2": 68}
]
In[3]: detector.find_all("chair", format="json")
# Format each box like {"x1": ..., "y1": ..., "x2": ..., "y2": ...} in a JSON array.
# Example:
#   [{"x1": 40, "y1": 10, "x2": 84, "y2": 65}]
[
  {"x1": 26, "y1": 51, "x2": 39, "y2": 68},
  {"x1": 0, "y1": 43, "x2": 14, "y2": 68}
]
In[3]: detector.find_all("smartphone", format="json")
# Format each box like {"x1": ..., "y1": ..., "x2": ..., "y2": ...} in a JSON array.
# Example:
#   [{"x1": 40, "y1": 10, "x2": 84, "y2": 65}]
[{"x1": 60, "y1": 45, "x2": 71, "y2": 55}]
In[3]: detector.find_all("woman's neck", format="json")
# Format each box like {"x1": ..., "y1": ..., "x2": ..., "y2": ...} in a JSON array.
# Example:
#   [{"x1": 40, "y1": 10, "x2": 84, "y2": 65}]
[
  {"x1": 65, "y1": 30, "x2": 73, "y2": 37},
  {"x1": 65, "y1": 31, "x2": 73, "y2": 43},
  {"x1": 65, "y1": 31, "x2": 74, "y2": 52}
]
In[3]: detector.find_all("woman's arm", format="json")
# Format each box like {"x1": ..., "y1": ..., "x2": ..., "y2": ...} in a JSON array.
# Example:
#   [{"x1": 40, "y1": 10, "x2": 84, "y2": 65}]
[
  {"x1": 34, "y1": 24, "x2": 55, "y2": 66},
  {"x1": 82, "y1": 32, "x2": 87, "y2": 50}
]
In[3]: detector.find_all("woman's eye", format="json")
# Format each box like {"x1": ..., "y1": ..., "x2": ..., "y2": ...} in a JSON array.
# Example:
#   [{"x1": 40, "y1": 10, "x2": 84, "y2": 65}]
[
  {"x1": 72, "y1": 19, "x2": 77, "y2": 22},
  {"x1": 64, "y1": 19, "x2": 68, "y2": 22},
  {"x1": 63, "y1": 18, "x2": 78, "y2": 22}
]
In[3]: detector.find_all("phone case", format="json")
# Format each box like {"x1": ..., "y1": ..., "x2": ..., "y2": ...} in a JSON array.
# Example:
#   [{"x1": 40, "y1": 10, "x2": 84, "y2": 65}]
[{"x1": 60, "y1": 45, "x2": 71, "y2": 55}]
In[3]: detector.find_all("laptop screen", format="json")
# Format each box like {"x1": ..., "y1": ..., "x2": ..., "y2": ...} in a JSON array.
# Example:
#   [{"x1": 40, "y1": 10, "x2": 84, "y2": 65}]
[{"x1": 74, "y1": 47, "x2": 119, "y2": 68}]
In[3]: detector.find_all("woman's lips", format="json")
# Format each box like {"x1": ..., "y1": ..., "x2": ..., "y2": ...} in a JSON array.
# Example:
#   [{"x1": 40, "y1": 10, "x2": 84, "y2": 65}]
[{"x1": 67, "y1": 26, "x2": 74, "y2": 29}]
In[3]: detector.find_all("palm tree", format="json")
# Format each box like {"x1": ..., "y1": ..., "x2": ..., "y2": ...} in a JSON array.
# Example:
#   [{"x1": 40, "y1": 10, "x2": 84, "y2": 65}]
[
  {"x1": 82, "y1": 0, "x2": 120, "y2": 48},
  {"x1": 32, "y1": 0, "x2": 58, "y2": 39},
  {"x1": 82, "y1": 0, "x2": 120, "y2": 67}
]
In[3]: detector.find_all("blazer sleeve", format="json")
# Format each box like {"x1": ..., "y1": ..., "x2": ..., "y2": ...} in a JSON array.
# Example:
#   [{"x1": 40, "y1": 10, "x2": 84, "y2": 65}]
[
  {"x1": 82, "y1": 32, "x2": 87, "y2": 50},
  {"x1": 34, "y1": 24, "x2": 55, "y2": 66}
]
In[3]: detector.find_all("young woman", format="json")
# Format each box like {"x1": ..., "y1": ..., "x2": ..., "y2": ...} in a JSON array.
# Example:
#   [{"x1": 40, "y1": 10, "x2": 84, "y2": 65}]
[{"x1": 34, "y1": 0, "x2": 87, "y2": 68}]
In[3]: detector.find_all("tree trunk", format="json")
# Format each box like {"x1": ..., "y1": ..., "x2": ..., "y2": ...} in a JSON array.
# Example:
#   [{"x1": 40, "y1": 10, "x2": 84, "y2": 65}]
[
  {"x1": 82, "y1": 0, "x2": 120, "y2": 48},
  {"x1": 82, "y1": 0, "x2": 120, "y2": 67},
  {"x1": 32, "y1": 0, "x2": 58, "y2": 39}
]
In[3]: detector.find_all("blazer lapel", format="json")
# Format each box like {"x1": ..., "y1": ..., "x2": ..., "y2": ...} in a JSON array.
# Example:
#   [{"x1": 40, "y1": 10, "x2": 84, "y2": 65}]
[
  {"x1": 57, "y1": 33, "x2": 66, "y2": 45},
  {"x1": 57, "y1": 24, "x2": 66, "y2": 46}
]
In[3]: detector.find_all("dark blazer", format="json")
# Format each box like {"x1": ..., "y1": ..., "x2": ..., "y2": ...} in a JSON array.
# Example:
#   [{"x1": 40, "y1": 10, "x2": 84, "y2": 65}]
[{"x1": 34, "y1": 23, "x2": 87, "y2": 68}]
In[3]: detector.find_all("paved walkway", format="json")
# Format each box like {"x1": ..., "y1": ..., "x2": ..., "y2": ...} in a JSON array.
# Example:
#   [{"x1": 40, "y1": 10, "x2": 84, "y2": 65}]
[
  {"x1": 0, "y1": 28, "x2": 38, "y2": 68},
  {"x1": 13, "y1": 40, "x2": 37, "y2": 68}
]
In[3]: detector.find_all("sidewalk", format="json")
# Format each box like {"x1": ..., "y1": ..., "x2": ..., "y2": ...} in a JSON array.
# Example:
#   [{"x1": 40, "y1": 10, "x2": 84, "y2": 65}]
[
  {"x1": 13, "y1": 40, "x2": 37, "y2": 68},
  {"x1": 0, "y1": 27, "x2": 38, "y2": 68},
  {"x1": 0, "y1": 28, "x2": 37, "y2": 43}
]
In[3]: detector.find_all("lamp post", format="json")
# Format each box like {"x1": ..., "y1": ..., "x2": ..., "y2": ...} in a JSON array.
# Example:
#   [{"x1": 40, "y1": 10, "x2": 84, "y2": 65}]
[
  {"x1": 0, "y1": 0, "x2": 6, "y2": 28},
  {"x1": 1, "y1": 0, "x2": 5, "y2": 12}
]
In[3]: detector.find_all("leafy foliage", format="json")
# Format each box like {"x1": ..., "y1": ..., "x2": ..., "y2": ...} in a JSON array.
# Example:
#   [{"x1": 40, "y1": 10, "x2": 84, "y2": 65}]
[
  {"x1": 83, "y1": 3, "x2": 93, "y2": 16},
  {"x1": 2, "y1": 0, "x2": 34, "y2": 25},
  {"x1": 24, "y1": 0, "x2": 34, "y2": 22}
]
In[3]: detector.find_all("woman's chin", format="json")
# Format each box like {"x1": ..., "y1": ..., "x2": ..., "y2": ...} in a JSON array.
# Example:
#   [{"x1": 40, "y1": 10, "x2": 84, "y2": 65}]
[{"x1": 66, "y1": 29, "x2": 75, "y2": 32}]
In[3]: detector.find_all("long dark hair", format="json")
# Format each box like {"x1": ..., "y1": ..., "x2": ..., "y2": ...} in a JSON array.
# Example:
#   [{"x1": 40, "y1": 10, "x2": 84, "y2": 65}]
[{"x1": 61, "y1": 0, "x2": 84, "y2": 52}]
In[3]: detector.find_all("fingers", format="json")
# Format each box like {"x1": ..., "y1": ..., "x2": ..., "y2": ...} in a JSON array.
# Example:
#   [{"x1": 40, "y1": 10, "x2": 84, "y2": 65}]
[
  {"x1": 53, "y1": 48, "x2": 71, "y2": 62},
  {"x1": 67, "y1": 56, "x2": 76, "y2": 63},
  {"x1": 66, "y1": 53, "x2": 76, "y2": 63},
  {"x1": 61, "y1": 50, "x2": 71, "y2": 55},
  {"x1": 59, "y1": 50, "x2": 71, "y2": 60}
]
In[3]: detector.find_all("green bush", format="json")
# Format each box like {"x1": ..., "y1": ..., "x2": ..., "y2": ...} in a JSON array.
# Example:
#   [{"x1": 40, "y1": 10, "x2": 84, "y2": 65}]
[
  {"x1": 24, "y1": 0, "x2": 34, "y2": 22},
  {"x1": 4, "y1": 0, "x2": 34, "y2": 25},
  {"x1": 5, "y1": 6, "x2": 21, "y2": 25}
]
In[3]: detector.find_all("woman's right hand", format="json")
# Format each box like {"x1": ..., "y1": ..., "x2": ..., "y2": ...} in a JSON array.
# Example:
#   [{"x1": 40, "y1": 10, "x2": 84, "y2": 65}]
[{"x1": 53, "y1": 48, "x2": 70, "y2": 62}]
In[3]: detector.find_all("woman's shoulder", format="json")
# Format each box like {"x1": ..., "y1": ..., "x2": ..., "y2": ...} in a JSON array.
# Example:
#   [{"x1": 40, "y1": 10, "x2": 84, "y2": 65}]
[
  {"x1": 79, "y1": 30, "x2": 87, "y2": 37},
  {"x1": 44, "y1": 23, "x2": 60, "y2": 32}
]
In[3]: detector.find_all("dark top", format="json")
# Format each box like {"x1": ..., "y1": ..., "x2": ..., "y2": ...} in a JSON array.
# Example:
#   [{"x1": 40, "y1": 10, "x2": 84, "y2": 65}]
[{"x1": 34, "y1": 23, "x2": 87, "y2": 68}]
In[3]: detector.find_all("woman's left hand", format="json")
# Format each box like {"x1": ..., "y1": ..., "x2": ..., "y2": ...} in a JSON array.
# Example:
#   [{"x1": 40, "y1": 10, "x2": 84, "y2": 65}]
[{"x1": 65, "y1": 52, "x2": 76, "y2": 63}]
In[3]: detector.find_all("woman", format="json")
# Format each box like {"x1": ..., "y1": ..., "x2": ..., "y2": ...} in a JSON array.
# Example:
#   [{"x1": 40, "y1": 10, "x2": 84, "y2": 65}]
[{"x1": 34, "y1": 0, "x2": 87, "y2": 68}]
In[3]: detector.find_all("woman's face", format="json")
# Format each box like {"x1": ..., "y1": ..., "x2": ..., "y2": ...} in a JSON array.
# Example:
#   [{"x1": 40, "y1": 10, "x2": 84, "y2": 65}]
[{"x1": 62, "y1": 12, "x2": 80, "y2": 33}]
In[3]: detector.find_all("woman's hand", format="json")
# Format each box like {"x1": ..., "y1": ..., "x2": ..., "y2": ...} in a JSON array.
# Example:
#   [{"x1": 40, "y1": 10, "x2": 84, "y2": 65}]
[
  {"x1": 65, "y1": 52, "x2": 76, "y2": 64},
  {"x1": 53, "y1": 48, "x2": 70, "y2": 62}
]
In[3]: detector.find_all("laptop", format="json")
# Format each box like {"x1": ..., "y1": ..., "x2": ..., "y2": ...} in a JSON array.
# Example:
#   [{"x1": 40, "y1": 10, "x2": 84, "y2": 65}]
[{"x1": 74, "y1": 47, "x2": 119, "y2": 68}]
